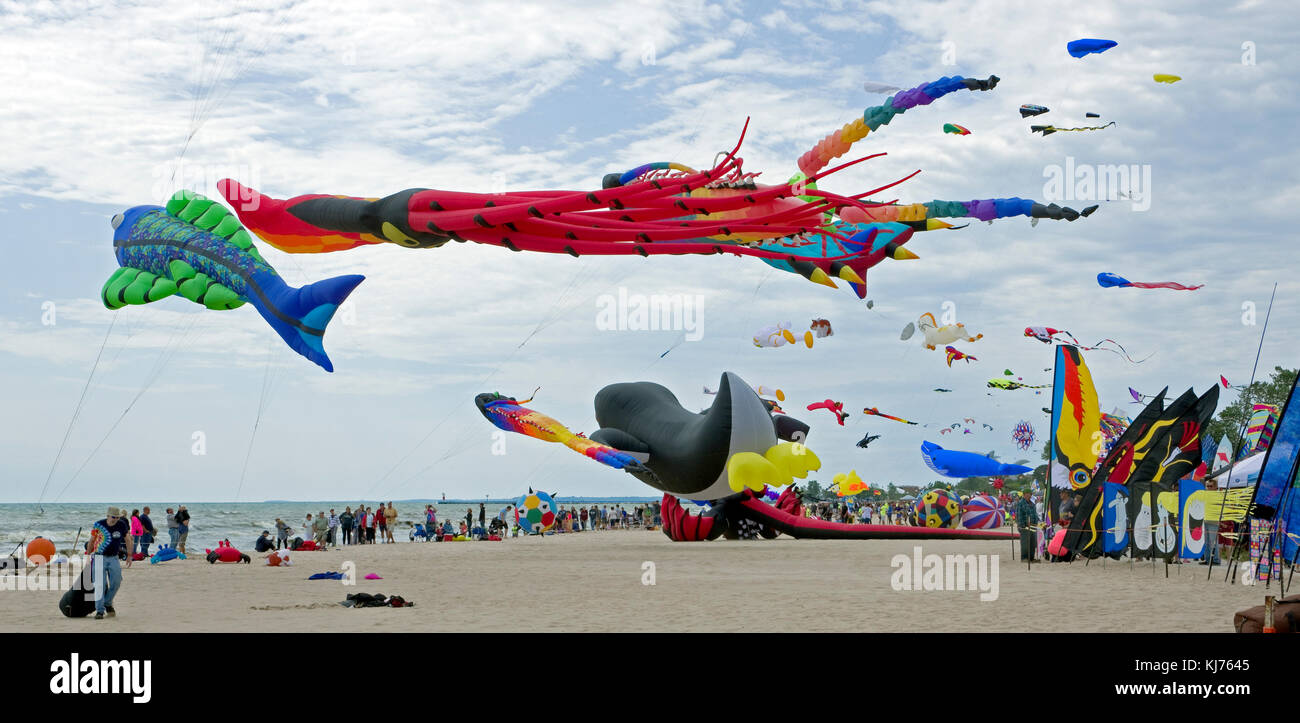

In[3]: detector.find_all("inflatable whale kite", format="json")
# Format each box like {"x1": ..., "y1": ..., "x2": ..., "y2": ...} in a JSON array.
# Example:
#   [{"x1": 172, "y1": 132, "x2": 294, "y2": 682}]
[{"x1": 477, "y1": 372, "x2": 1014, "y2": 542}]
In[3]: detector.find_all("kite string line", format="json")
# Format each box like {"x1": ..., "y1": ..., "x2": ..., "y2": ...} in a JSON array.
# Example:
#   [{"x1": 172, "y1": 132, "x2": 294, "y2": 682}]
[
  {"x1": 368, "y1": 261, "x2": 632, "y2": 498},
  {"x1": 234, "y1": 337, "x2": 278, "y2": 502},
  {"x1": 35, "y1": 315, "x2": 117, "y2": 512},
  {"x1": 1220, "y1": 282, "x2": 1277, "y2": 582},
  {"x1": 50, "y1": 311, "x2": 203, "y2": 505}
]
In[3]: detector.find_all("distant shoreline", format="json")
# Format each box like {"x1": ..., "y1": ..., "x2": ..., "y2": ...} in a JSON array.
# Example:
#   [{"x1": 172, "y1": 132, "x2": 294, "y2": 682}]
[{"x1": 1, "y1": 497, "x2": 663, "y2": 506}]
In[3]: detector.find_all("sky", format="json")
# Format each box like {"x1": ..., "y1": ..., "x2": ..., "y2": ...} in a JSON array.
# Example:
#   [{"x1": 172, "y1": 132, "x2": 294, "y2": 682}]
[{"x1": 1, "y1": 0, "x2": 1296, "y2": 503}]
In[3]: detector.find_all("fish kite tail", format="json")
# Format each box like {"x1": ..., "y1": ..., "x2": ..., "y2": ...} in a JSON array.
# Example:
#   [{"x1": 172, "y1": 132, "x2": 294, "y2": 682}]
[
  {"x1": 247, "y1": 271, "x2": 365, "y2": 372},
  {"x1": 797, "y1": 75, "x2": 1000, "y2": 176}
]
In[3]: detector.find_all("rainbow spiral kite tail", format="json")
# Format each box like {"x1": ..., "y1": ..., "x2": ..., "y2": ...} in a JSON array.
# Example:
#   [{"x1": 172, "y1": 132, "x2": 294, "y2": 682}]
[
  {"x1": 474, "y1": 392, "x2": 653, "y2": 478},
  {"x1": 797, "y1": 75, "x2": 1001, "y2": 176}
]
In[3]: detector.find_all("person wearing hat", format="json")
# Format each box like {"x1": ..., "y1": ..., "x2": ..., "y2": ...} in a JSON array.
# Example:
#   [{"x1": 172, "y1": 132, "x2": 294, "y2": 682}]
[
  {"x1": 254, "y1": 530, "x2": 275, "y2": 553},
  {"x1": 88, "y1": 506, "x2": 134, "y2": 620}
]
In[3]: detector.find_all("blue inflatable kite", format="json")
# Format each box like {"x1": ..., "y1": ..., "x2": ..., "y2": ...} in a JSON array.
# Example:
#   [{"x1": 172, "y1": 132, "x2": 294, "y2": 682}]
[
  {"x1": 1067, "y1": 39, "x2": 1117, "y2": 58},
  {"x1": 920, "y1": 441, "x2": 1033, "y2": 478}
]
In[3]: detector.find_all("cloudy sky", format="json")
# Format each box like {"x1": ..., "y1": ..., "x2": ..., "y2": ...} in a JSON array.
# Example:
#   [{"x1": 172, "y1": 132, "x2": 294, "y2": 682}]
[{"x1": 1, "y1": 0, "x2": 1295, "y2": 503}]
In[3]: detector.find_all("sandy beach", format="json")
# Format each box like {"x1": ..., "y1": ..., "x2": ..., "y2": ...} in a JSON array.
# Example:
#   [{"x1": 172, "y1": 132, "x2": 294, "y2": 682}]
[{"x1": 0, "y1": 532, "x2": 1271, "y2": 632}]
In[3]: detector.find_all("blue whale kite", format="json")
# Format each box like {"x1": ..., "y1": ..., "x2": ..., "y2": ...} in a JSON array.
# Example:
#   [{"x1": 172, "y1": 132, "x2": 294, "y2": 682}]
[{"x1": 920, "y1": 441, "x2": 1033, "y2": 478}]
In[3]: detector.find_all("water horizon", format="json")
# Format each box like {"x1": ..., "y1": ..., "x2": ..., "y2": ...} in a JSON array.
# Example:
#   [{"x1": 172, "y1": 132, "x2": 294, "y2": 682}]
[{"x1": 1, "y1": 497, "x2": 662, "y2": 555}]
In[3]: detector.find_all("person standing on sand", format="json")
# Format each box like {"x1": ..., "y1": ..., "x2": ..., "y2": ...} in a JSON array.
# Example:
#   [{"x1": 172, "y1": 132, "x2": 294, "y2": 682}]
[
  {"x1": 89, "y1": 506, "x2": 134, "y2": 620},
  {"x1": 165, "y1": 507, "x2": 179, "y2": 549},
  {"x1": 465, "y1": 508, "x2": 473, "y2": 532},
  {"x1": 384, "y1": 502, "x2": 397, "y2": 544},
  {"x1": 138, "y1": 507, "x2": 156, "y2": 557},
  {"x1": 275, "y1": 518, "x2": 290, "y2": 550},
  {"x1": 174, "y1": 505, "x2": 191, "y2": 554},
  {"x1": 478, "y1": 503, "x2": 486, "y2": 531},
  {"x1": 367, "y1": 506, "x2": 378, "y2": 544},
  {"x1": 340, "y1": 507, "x2": 354, "y2": 545},
  {"x1": 314, "y1": 511, "x2": 329, "y2": 545},
  {"x1": 1016, "y1": 491, "x2": 1038, "y2": 562},
  {"x1": 129, "y1": 510, "x2": 144, "y2": 555},
  {"x1": 328, "y1": 509, "x2": 339, "y2": 547}
]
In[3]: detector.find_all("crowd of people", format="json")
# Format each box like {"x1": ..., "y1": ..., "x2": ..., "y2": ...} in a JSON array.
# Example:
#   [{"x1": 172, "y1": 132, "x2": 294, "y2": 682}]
[
  {"x1": 97, "y1": 505, "x2": 192, "y2": 558},
  {"x1": 70, "y1": 499, "x2": 668, "y2": 620},
  {"x1": 264, "y1": 503, "x2": 402, "y2": 551},
  {"x1": 800, "y1": 499, "x2": 924, "y2": 525},
  {"x1": 407, "y1": 501, "x2": 664, "y2": 541}
]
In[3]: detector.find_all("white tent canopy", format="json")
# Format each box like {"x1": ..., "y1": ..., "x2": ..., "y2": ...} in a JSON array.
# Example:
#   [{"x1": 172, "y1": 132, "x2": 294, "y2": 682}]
[{"x1": 1207, "y1": 451, "x2": 1265, "y2": 488}]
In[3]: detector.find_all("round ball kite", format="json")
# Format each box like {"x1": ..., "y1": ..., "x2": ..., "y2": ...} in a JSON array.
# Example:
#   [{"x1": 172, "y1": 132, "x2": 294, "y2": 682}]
[
  {"x1": 914, "y1": 488, "x2": 961, "y2": 529},
  {"x1": 961, "y1": 494, "x2": 1006, "y2": 530},
  {"x1": 26, "y1": 537, "x2": 56, "y2": 564},
  {"x1": 1012, "y1": 420, "x2": 1036, "y2": 451},
  {"x1": 515, "y1": 489, "x2": 557, "y2": 534}
]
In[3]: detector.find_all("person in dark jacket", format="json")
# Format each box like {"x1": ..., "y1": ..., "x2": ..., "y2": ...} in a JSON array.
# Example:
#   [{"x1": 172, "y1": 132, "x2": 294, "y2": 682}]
[
  {"x1": 1016, "y1": 491, "x2": 1039, "y2": 562},
  {"x1": 340, "y1": 507, "x2": 355, "y2": 545},
  {"x1": 254, "y1": 531, "x2": 275, "y2": 553},
  {"x1": 138, "y1": 506, "x2": 157, "y2": 557}
]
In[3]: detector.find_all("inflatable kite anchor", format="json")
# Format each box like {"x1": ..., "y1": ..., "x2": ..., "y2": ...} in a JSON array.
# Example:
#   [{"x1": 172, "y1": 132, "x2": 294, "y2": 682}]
[{"x1": 661, "y1": 487, "x2": 1016, "y2": 541}]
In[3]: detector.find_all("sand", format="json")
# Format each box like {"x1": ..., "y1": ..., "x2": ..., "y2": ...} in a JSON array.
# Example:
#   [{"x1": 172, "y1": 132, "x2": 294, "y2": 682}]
[{"x1": 0, "y1": 531, "x2": 1273, "y2": 632}]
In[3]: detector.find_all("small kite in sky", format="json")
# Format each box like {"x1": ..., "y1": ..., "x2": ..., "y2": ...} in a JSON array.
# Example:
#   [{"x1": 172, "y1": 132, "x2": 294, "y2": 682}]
[
  {"x1": 944, "y1": 345, "x2": 977, "y2": 367},
  {"x1": 807, "y1": 399, "x2": 849, "y2": 425},
  {"x1": 1097, "y1": 272, "x2": 1202, "y2": 291},
  {"x1": 856, "y1": 433, "x2": 882, "y2": 449},
  {"x1": 1019, "y1": 104, "x2": 1049, "y2": 118},
  {"x1": 988, "y1": 378, "x2": 1051, "y2": 391},
  {"x1": 943, "y1": 123, "x2": 971, "y2": 135},
  {"x1": 1012, "y1": 421, "x2": 1036, "y2": 450},
  {"x1": 754, "y1": 321, "x2": 814, "y2": 349},
  {"x1": 1153, "y1": 74, "x2": 1181, "y2": 84},
  {"x1": 1023, "y1": 326, "x2": 1151, "y2": 363},
  {"x1": 1067, "y1": 39, "x2": 1117, "y2": 57},
  {"x1": 915, "y1": 312, "x2": 982, "y2": 351},
  {"x1": 1128, "y1": 387, "x2": 1160, "y2": 403},
  {"x1": 863, "y1": 407, "x2": 918, "y2": 425},
  {"x1": 1220, "y1": 375, "x2": 1247, "y2": 391},
  {"x1": 1031, "y1": 122, "x2": 1115, "y2": 136}
]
